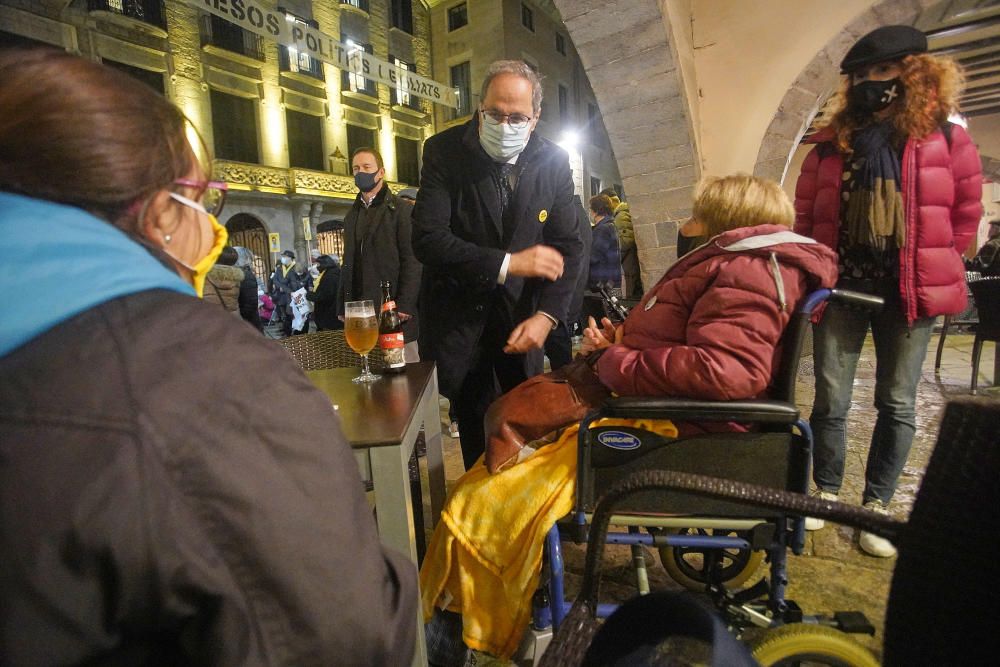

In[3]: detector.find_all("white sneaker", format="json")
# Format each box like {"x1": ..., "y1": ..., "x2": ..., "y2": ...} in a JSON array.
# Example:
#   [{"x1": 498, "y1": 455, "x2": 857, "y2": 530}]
[
  {"x1": 804, "y1": 490, "x2": 838, "y2": 531},
  {"x1": 448, "y1": 421, "x2": 460, "y2": 438},
  {"x1": 859, "y1": 500, "x2": 897, "y2": 558}
]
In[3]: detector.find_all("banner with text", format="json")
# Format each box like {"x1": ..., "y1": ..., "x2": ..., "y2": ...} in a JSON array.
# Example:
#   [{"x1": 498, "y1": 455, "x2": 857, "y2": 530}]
[{"x1": 190, "y1": 0, "x2": 459, "y2": 108}]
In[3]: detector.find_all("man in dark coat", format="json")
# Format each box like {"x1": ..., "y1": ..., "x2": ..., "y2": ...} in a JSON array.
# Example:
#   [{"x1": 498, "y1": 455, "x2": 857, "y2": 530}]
[
  {"x1": 339, "y1": 147, "x2": 422, "y2": 360},
  {"x1": 272, "y1": 249, "x2": 304, "y2": 336},
  {"x1": 412, "y1": 60, "x2": 584, "y2": 469},
  {"x1": 545, "y1": 195, "x2": 592, "y2": 370}
]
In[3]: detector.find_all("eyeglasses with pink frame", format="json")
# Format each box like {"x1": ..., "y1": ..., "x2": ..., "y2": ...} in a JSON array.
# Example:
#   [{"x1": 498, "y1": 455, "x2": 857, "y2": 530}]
[{"x1": 174, "y1": 178, "x2": 228, "y2": 217}]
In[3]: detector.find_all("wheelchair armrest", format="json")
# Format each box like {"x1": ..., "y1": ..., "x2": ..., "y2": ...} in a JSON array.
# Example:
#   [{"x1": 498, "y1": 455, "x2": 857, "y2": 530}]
[
  {"x1": 828, "y1": 288, "x2": 884, "y2": 311},
  {"x1": 599, "y1": 397, "x2": 800, "y2": 424}
]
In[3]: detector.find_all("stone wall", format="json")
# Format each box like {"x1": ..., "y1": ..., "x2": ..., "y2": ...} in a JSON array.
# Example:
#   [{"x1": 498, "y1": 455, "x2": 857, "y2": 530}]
[{"x1": 554, "y1": 0, "x2": 698, "y2": 289}]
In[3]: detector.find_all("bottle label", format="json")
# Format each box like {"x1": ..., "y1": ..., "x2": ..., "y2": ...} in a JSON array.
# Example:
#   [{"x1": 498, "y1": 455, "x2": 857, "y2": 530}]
[
  {"x1": 379, "y1": 332, "x2": 405, "y2": 368},
  {"x1": 381, "y1": 300, "x2": 397, "y2": 313}
]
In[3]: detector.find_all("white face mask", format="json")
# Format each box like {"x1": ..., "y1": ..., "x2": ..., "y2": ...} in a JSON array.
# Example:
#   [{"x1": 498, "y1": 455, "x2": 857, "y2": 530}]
[
  {"x1": 281, "y1": 256, "x2": 292, "y2": 266},
  {"x1": 478, "y1": 111, "x2": 532, "y2": 162}
]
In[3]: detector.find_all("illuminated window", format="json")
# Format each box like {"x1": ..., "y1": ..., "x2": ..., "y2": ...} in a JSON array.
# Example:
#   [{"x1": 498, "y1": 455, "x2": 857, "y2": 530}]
[
  {"x1": 279, "y1": 12, "x2": 323, "y2": 80},
  {"x1": 450, "y1": 61, "x2": 471, "y2": 120},
  {"x1": 202, "y1": 14, "x2": 265, "y2": 61},
  {"x1": 340, "y1": 0, "x2": 370, "y2": 12},
  {"x1": 340, "y1": 34, "x2": 375, "y2": 97},
  {"x1": 390, "y1": 56, "x2": 421, "y2": 110},
  {"x1": 90, "y1": 0, "x2": 166, "y2": 30},
  {"x1": 316, "y1": 220, "x2": 345, "y2": 259}
]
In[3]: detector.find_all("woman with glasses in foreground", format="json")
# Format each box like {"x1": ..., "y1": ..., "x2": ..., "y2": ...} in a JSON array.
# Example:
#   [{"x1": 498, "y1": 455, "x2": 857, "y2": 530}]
[{"x1": 0, "y1": 49, "x2": 416, "y2": 665}]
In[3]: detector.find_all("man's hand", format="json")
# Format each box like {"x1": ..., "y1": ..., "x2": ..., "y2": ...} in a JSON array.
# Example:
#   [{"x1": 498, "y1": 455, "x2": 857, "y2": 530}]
[
  {"x1": 503, "y1": 312, "x2": 554, "y2": 354},
  {"x1": 399, "y1": 312, "x2": 412, "y2": 322},
  {"x1": 508, "y1": 245, "x2": 564, "y2": 281}
]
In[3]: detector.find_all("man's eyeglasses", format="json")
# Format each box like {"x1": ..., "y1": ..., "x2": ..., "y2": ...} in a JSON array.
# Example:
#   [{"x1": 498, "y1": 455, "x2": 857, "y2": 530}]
[
  {"x1": 174, "y1": 179, "x2": 228, "y2": 217},
  {"x1": 480, "y1": 108, "x2": 533, "y2": 130}
]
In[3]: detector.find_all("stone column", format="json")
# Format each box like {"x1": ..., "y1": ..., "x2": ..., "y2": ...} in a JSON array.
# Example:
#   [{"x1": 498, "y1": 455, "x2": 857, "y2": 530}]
[
  {"x1": 293, "y1": 201, "x2": 313, "y2": 267},
  {"x1": 554, "y1": 0, "x2": 701, "y2": 289}
]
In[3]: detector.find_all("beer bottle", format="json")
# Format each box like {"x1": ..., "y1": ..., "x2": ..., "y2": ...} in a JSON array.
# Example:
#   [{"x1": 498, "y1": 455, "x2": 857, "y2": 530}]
[{"x1": 378, "y1": 280, "x2": 406, "y2": 374}]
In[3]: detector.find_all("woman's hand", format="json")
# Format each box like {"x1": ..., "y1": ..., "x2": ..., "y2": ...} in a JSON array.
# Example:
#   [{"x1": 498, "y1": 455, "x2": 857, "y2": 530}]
[{"x1": 581, "y1": 316, "x2": 618, "y2": 354}]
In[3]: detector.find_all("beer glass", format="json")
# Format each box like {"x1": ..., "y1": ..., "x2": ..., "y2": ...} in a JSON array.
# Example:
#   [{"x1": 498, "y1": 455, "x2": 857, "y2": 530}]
[{"x1": 345, "y1": 300, "x2": 379, "y2": 383}]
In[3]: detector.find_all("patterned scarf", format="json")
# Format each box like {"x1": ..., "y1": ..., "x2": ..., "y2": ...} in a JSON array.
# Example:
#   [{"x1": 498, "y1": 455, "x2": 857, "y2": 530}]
[{"x1": 844, "y1": 122, "x2": 905, "y2": 250}]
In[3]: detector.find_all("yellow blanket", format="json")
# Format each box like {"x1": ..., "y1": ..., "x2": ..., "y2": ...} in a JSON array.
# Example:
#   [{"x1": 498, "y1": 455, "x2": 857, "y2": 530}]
[{"x1": 419, "y1": 418, "x2": 678, "y2": 659}]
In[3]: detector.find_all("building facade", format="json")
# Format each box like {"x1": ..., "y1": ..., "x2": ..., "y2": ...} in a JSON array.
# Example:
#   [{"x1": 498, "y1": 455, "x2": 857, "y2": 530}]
[
  {"x1": 427, "y1": 0, "x2": 622, "y2": 202},
  {"x1": 0, "y1": 0, "x2": 440, "y2": 281}
]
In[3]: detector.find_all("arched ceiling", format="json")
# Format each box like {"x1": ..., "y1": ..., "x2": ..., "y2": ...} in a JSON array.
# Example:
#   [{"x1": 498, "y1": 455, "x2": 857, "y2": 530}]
[{"x1": 754, "y1": 0, "x2": 1000, "y2": 183}]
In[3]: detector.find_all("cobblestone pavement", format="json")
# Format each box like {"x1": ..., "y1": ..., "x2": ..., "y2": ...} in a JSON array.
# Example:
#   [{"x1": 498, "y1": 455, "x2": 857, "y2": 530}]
[{"x1": 426, "y1": 332, "x2": 997, "y2": 663}]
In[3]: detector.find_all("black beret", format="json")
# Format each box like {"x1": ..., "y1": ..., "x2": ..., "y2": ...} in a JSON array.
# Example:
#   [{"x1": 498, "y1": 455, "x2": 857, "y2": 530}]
[
  {"x1": 840, "y1": 25, "x2": 928, "y2": 74},
  {"x1": 281, "y1": 249, "x2": 295, "y2": 258}
]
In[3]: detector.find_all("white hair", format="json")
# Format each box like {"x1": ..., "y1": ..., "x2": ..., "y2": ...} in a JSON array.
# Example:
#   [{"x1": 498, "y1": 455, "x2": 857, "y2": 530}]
[{"x1": 480, "y1": 60, "x2": 543, "y2": 116}]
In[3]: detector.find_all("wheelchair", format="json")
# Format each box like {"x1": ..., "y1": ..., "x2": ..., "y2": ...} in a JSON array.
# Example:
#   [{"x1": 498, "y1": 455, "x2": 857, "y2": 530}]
[{"x1": 516, "y1": 288, "x2": 885, "y2": 666}]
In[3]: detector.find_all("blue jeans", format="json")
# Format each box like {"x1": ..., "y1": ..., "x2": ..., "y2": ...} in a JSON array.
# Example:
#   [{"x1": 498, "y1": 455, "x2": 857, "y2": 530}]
[{"x1": 810, "y1": 299, "x2": 933, "y2": 505}]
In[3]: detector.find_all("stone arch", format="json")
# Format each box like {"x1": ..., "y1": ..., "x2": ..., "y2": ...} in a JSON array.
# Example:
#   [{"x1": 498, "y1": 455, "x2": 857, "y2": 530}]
[
  {"x1": 225, "y1": 213, "x2": 271, "y2": 282},
  {"x1": 752, "y1": 0, "x2": 940, "y2": 184},
  {"x1": 553, "y1": 0, "x2": 699, "y2": 290}
]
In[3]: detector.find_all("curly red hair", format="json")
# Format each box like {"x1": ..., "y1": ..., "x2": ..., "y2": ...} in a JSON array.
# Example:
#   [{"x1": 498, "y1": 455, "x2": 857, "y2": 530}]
[{"x1": 815, "y1": 53, "x2": 966, "y2": 154}]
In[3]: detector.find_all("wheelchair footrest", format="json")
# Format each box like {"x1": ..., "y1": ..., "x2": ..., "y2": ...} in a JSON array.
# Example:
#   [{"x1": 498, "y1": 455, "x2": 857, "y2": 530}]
[{"x1": 834, "y1": 611, "x2": 876, "y2": 635}]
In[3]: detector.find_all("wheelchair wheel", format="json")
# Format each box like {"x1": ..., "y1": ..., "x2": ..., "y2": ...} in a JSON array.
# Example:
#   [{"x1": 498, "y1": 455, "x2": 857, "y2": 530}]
[
  {"x1": 658, "y1": 528, "x2": 764, "y2": 591},
  {"x1": 751, "y1": 623, "x2": 879, "y2": 667}
]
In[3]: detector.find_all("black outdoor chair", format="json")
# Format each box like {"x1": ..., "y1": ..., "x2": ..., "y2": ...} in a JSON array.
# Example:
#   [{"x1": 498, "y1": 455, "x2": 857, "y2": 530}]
[
  {"x1": 933, "y1": 271, "x2": 981, "y2": 371},
  {"x1": 968, "y1": 277, "x2": 1000, "y2": 394}
]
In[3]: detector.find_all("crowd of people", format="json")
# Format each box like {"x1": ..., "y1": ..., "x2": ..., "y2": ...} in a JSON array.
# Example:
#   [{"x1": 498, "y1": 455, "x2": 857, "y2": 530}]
[{"x1": 0, "y1": 21, "x2": 991, "y2": 666}]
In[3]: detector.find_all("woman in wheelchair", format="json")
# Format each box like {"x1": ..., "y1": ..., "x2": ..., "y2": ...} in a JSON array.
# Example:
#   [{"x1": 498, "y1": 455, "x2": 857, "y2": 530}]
[{"x1": 420, "y1": 174, "x2": 838, "y2": 665}]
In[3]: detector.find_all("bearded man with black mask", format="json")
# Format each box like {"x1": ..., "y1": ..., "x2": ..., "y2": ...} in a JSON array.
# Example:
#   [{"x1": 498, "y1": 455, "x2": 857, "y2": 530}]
[
  {"x1": 411, "y1": 60, "x2": 584, "y2": 470},
  {"x1": 338, "y1": 147, "x2": 422, "y2": 360}
]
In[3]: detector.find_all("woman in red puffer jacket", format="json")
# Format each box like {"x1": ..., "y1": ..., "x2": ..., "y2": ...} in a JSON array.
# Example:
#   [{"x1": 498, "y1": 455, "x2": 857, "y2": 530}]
[
  {"x1": 793, "y1": 25, "x2": 982, "y2": 558},
  {"x1": 592, "y1": 173, "x2": 839, "y2": 404}
]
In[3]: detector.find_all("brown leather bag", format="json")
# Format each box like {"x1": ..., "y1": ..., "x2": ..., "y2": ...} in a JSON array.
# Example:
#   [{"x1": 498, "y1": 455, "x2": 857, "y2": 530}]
[{"x1": 485, "y1": 351, "x2": 612, "y2": 474}]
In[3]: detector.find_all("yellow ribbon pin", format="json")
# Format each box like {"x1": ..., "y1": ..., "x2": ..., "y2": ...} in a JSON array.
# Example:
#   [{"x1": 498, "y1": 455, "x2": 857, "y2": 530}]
[{"x1": 538, "y1": 209, "x2": 548, "y2": 223}]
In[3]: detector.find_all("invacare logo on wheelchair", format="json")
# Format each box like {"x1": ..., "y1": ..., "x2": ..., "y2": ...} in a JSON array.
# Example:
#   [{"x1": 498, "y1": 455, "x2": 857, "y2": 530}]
[{"x1": 596, "y1": 431, "x2": 641, "y2": 450}]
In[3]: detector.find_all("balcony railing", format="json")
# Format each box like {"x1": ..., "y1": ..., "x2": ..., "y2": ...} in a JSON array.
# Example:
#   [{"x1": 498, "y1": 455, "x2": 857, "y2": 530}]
[
  {"x1": 280, "y1": 46, "x2": 324, "y2": 81},
  {"x1": 341, "y1": 0, "x2": 370, "y2": 12},
  {"x1": 213, "y1": 160, "x2": 416, "y2": 199},
  {"x1": 88, "y1": 0, "x2": 166, "y2": 31},
  {"x1": 202, "y1": 14, "x2": 265, "y2": 62}
]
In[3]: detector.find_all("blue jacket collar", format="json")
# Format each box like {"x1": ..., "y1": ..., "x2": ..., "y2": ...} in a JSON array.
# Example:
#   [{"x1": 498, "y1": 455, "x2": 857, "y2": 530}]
[{"x1": 0, "y1": 192, "x2": 195, "y2": 357}]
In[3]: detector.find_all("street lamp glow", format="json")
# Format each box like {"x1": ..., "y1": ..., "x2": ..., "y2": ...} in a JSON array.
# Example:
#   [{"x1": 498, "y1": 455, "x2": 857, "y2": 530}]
[{"x1": 558, "y1": 130, "x2": 580, "y2": 150}]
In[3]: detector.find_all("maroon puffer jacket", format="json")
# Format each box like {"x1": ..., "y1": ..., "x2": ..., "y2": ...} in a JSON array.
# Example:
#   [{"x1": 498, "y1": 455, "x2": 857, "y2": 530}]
[
  {"x1": 794, "y1": 124, "x2": 982, "y2": 322},
  {"x1": 597, "y1": 225, "x2": 839, "y2": 400}
]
